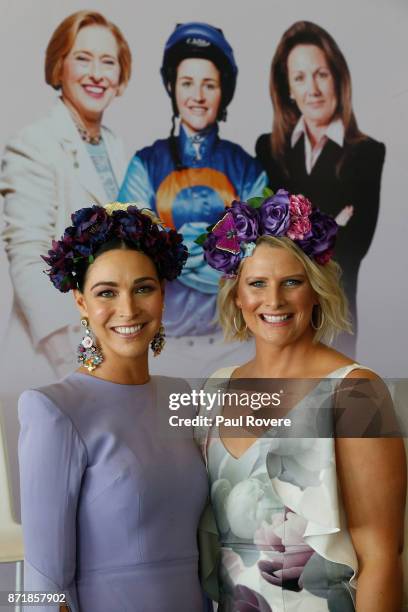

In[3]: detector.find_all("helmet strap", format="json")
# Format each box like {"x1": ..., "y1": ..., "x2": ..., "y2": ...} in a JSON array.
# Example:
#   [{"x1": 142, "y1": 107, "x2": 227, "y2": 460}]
[{"x1": 169, "y1": 114, "x2": 184, "y2": 171}]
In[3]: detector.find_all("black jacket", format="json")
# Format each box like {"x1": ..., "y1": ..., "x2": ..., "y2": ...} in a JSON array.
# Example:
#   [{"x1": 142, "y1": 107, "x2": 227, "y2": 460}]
[{"x1": 256, "y1": 133, "x2": 386, "y2": 317}]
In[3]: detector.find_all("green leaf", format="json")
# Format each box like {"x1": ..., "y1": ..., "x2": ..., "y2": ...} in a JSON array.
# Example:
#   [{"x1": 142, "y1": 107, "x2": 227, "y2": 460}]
[
  {"x1": 247, "y1": 196, "x2": 264, "y2": 209},
  {"x1": 262, "y1": 187, "x2": 274, "y2": 198},
  {"x1": 88, "y1": 254, "x2": 95, "y2": 264},
  {"x1": 194, "y1": 233, "x2": 208, "y2": 246}
]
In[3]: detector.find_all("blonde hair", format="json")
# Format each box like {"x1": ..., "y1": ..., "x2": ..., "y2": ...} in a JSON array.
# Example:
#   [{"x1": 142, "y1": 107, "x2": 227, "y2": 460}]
[
  {"x1": 217, "y1": 236, "x2": 351, "y2": 345},
  {"x1": 45, "y1": 10, "x2": 132, "y2": 89}
]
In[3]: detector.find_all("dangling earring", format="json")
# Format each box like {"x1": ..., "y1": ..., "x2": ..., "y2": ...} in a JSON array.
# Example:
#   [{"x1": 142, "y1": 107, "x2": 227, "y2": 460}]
[
  {"x1": 151, "y1": 323, "x2": 166, "y2": 357},
  {"x1": 77, "y1": 318, "x2": 104, "y2": 372},
  {"x1": 311, "y1": 305, "x2": 324, "y2": 331}
]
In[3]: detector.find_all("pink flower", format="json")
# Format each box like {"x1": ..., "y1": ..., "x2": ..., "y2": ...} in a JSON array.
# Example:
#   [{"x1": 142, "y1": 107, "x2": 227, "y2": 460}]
[
  {"x1": 287, "y1": 194, "x2": 313, "y2": 240},
  {"x1": 289, "y1": 194, "x2": 312, "y2": 218},
  {"x1": 255, "y1": 510, "x2": 313, "y2": 592},
  {"x1": 81, "y1": 336, "x2": 93, "y2": 349},
  {"x1": 315, "y1": 248, "x2": 334, "y2": 265},
  {"x1": 254, "y1": 509, "x2": 308, "y2": 548},
  {"x1": 287, "y1": 216, "x2": 312, "y2": 240},
  {"x1": 254, "y1": 516, "x2": 283, "y2": 548}
]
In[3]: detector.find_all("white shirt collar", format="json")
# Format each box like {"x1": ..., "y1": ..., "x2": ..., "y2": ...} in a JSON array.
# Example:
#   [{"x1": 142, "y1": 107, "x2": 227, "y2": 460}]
[{"x1": 291, "y1": 115, "x2": 344, "y2": 148}]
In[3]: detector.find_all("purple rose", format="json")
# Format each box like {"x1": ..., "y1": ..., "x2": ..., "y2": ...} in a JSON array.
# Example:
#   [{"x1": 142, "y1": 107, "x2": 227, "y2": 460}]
[
  {"x1": 259, "y1": 189, "x2": 291, "y2": 235},
  {"x1": 43, "y1": 205, "x2": 188, "y2": 291},
  {"x1": 114, "y1": 206, "x2": 152, "y2": 241},
  {"x1": 71, "y1": 206, "x2": 112, "y2": 243},
  {"x1": 232, "y1": 585, "x2": 272, "y2": 612},
  {"x1": 229, "y1": 200, "x2": 259, "y2": 241},
  {"x1": 145, "y1": 229, "x2": 188, "y2": 280},
  {"x1": 203, "y1": 233, "x2": 241, "y2": 275},
  {"x1": 297, "y1": 209, "x2": 338, "y2": 261}
]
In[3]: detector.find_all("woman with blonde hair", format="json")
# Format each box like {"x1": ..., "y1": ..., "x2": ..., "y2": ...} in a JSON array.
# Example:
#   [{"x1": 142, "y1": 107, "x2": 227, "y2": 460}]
[
  {"x1": 256, "y1": 21, "x2": 386, "y2": 356},
  {"x1": 198, "y1": 190, "x2": 405, "y2": 611},
  {"x1": 1, "y1": 10, "x2": 131, "y2": 385}
]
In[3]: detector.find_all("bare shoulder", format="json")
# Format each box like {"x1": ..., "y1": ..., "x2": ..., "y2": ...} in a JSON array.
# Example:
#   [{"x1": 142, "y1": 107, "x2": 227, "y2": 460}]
[{"x1": 312, "y1": 345, "x2": 354, "y2": 376}]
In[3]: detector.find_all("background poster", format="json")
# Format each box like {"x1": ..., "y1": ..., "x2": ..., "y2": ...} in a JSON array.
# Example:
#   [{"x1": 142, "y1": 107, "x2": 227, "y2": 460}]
[{"x1": 0, "y1": 0, "x2": 407, "y2": 605}]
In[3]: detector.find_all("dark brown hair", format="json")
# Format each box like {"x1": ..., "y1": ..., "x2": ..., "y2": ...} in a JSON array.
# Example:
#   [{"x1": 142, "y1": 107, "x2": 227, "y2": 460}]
[{"x1": 270, "y1": 20, "x2": 366, "y2": 172}]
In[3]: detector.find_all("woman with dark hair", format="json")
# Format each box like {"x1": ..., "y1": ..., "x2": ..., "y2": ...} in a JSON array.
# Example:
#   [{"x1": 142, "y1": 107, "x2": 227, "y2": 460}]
[
  {"x1": 1, "y1": 11, "x2": 131, "y2": 382},
  {"x1": 119, "y1": 22, "x2": 267, "y2": 377},
  {"x1": 256, "y1": 21, "x2": 386, "y2": 356},
  {"x1": 18, "y1": 204, "x2": 209, "y2": 612}
]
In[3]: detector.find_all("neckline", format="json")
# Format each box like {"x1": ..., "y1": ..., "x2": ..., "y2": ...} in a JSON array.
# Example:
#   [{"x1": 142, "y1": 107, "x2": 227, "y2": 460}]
[
  {"x1": 68, "y1": 371, "x2": 154, "y2": 389},
  {"x1": 215, "y1": 363, "x2": 360, "y2": 461},
  {"x1": 227, "y1": 363, "x2": 359, "y2": 381}
]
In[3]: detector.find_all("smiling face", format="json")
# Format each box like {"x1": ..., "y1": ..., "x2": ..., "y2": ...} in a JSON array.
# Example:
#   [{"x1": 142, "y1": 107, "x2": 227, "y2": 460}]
[
  {"x1": 287, "y1": 44, "x2": 337, "y2": 128},
  {"x1": 175, "y1": 58, "x2": 222, "y2": 133},
  {"x1": 60, "y1": 24, "x2": 122, "y2": 124},
  {"x1": 235, "y1": 243, "x2": 318, "y2": 348},
  {"x1": 74, "y1": 249, "x2": 164, "y2": 370}
]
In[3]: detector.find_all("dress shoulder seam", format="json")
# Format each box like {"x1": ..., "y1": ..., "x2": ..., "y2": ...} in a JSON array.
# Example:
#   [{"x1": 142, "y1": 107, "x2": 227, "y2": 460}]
[{"x1": 20, "y1": 389, "x2": 89, "y2": 465}]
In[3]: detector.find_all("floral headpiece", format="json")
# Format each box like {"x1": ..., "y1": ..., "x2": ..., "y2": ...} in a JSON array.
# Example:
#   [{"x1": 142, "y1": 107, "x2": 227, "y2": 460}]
[
  {"x1": 197, "y1": 188, "x2": 338, "y2": 277},
  {"x1": 42, "y1": 202, "x2": 188, "y2": 292}
]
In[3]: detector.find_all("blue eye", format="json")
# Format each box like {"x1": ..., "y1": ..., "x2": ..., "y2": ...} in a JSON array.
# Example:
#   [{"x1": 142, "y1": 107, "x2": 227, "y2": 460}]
[
  {"x1": 283, "y1": 279, "x2": 302, "y2": 287},
  {"x1": 98, "y1": 289, "x2": 114, "y2": 298},
  {"x1": 249, "y1": 280, "x2": 266, "y2": 288}
]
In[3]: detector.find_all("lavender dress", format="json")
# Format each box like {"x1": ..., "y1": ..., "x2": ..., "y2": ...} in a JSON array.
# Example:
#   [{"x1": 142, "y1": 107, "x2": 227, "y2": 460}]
[{"x1": 18, "y1": 373, "x2": 208, "y2": 612}]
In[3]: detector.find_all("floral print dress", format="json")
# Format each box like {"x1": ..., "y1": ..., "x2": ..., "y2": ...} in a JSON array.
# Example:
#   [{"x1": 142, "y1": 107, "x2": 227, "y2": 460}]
[{"x1": 199, "y1": 365, "x2": 362, "y2": 612}]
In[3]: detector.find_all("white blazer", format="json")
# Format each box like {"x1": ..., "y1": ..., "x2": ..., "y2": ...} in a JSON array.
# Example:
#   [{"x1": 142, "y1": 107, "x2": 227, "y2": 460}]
[{"x1": 1, "y1": 99, "x2": 127, "y2": 348}]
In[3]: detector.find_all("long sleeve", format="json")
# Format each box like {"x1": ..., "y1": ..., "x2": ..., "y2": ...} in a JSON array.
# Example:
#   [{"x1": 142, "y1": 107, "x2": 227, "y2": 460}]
[
  {"x1": 340, "y1": 140, "x2": 386, "y2": 261},
  {"x1": 117, "y1": 154, "x2": 155, "y2": 208},
  {"x1": 240, "y1": 162, "x2": 268, "y2": 201},
  {"x1": 0, "y1": 130, "x2": 77, "y2": 347},
  {"x1": 18, "y1": 390, "x2": 87, "y2": 612}
]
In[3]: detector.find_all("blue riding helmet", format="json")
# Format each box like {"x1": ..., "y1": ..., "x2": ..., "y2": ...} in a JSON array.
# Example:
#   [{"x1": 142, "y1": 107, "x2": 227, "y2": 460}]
[{"x1": 161, "y1": 22, "x2": 238, "y2": 118}]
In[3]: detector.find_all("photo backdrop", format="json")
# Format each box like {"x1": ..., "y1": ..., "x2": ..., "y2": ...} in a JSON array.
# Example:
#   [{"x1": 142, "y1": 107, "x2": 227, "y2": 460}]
[{"x1": 0, "y1": 0, "x2": 407, "y2": 604}]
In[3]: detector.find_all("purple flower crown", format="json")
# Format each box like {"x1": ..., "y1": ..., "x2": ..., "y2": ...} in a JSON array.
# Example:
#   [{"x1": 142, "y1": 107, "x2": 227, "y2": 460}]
[
  {"x1": 42, "y1": 203, "x2": 188, "y2": 292},
  {"x1": 197, "y1": 188, "x2": 338, "y2": 276}
]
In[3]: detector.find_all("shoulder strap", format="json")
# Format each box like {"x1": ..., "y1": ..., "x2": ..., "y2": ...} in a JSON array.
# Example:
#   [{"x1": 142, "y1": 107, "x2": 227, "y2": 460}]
[
  {"x1": 334, "y1": 363, "x2": 378, "y2": 379},
  {"x1": 208, "y1": 366, "x2": 237, "y2": 379}
]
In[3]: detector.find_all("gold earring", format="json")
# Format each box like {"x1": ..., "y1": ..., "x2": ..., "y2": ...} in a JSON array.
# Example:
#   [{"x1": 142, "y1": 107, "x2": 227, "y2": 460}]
[{"x1": 233, "y1": 314, "x2": 247, "y2": 334}]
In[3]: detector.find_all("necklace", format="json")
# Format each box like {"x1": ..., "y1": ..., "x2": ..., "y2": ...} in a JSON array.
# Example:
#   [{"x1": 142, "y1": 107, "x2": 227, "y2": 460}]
[
  {"x1": 63, "y1": 98, "x2": 102, "y2": 144},
  {"x1": 75, "y1": 123, "x2": 102, "y2": 145}
]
